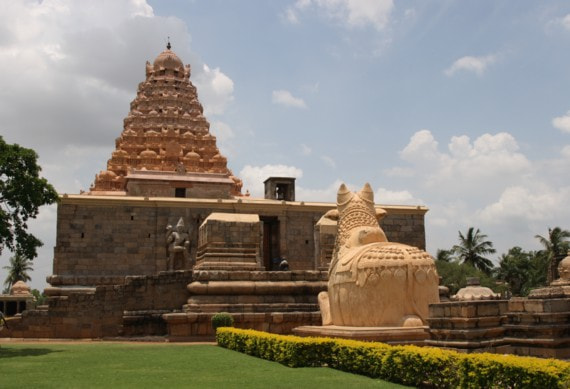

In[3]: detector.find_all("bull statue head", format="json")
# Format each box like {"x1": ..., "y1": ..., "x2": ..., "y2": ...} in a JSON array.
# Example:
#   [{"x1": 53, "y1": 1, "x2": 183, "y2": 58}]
[{"x1": 325, "y1": 183, "x2": 388, "y2": 258}]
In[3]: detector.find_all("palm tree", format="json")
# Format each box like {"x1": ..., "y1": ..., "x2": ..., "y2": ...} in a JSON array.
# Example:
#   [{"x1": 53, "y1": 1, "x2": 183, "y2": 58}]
[
  {"x1": 3, "y1": 254, "x2": 33, "y2": 290},
  {"x1": 451, "y1": 227, "x2": 496, "y2": 275},
  {"x1": 535, "y1": 227, "x2": 570, "y2": 284},
  {"x1": 436, "y1": 249, "x2": 454, "y2": 262}
]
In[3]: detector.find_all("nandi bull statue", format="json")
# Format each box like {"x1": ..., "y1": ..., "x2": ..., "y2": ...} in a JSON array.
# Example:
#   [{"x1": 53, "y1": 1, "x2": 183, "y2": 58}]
[{"x1": 318, "y1": 183, "x2": 439, "y2": 327}]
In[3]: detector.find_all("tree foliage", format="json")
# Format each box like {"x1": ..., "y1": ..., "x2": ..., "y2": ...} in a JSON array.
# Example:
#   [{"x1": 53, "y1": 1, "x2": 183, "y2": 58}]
[
  {"x1": 535, "y1": 227, "x2": 570, "y2": 284},
  {"x1": 435, "y1": 260, "x2": 499, "y2": 296},
  {"x1": 495, "y1": 247, "x2": 548, "y2": 296},
  {"x1": 436, "y1": 249, "x2": 454, "y2": 262},
  {"x1": 0, "y1": 136, "x2": 58, "y2": 259},
  {"x1": 451, "y1": 227, "x2": 496, "y2": 275},
  {"x1": 3, "y1": 253, "x2": 33, "y2": 290}
]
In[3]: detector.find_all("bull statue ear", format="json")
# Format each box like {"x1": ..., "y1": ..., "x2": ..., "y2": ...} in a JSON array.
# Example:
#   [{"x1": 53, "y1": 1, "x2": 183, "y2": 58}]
[
  {"x1": 359, "y1": 182, "x2": 374, "y2": 203},
  {"x1": 324, "y1": 209, "x2": 339, "y2": 221},
  {"x1": 376, "y1": 209, "x2": 387, "y2": 220},
  {"x1": 337, "y1": 183, "x2": 353, "y2": 205}
]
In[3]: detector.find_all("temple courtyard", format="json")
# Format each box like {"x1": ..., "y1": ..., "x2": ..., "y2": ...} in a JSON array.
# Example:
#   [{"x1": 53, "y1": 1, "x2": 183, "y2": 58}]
[{"x1": 0, "y1": 340, "x2": 405, "y2": 389}]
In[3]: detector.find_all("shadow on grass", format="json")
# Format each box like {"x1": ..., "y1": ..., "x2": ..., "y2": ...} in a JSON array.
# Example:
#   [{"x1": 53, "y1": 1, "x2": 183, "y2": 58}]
[{"x1": 0, "y1": 347, "x2": 62, "y2": 359}]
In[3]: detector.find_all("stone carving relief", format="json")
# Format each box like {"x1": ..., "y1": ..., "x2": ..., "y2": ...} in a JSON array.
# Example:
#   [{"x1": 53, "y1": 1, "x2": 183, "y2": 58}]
[
  {"x1": 166, "y1": 217, "x2": 190, "y2": 271},
  {"x1": 318, "y1": 183, "x2": 439, "y2": 327}
]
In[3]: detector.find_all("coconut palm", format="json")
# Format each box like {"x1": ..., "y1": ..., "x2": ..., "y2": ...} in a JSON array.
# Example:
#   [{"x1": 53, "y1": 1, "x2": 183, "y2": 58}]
[
  {"x1": 451, "y1": 227, "x2": 496, "y2": 275},
  {"x1": 3, "y1": 254, "x2": 33, "y2": 290},
  {"x1": 535, "y1": 227, "x2": 570, "y2": 284},
  {"x1": 436, "y1": 249, "x2": 454, "y2": 262}
]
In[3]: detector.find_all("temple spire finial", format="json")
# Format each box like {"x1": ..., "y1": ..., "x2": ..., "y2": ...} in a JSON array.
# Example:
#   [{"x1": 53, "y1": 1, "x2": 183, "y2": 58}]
[{"x1": 166, "y1": 37, "x2": 171, "y2": 50}]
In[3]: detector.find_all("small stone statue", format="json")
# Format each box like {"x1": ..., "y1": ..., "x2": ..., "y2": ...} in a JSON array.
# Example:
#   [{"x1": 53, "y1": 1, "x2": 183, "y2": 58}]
[{"x1": 166, "y1": 217, "x2": 190, "y2": 270}]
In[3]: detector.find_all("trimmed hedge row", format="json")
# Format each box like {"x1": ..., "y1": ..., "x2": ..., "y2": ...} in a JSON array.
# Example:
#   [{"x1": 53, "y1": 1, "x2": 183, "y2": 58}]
[{"x1": 216, "y1": 328, "x2": 570, "y2": 388}]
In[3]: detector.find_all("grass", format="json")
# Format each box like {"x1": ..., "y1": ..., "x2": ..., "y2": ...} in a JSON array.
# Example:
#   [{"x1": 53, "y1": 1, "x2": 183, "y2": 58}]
[{"x1": 0, "y1": 343, "x2": 409, "y2": 388}]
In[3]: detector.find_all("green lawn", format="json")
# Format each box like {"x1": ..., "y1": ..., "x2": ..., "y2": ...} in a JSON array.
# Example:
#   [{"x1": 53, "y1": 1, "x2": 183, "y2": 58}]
[{"x1": 0, "y1": 343, "x2": 409, "y2": 388}]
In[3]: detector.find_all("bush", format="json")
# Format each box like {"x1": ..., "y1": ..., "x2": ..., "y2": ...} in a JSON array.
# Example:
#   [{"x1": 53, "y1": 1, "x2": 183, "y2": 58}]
[
  {"x1": 211, "y1": 312, "x2": 234, "y2": 332},
  {"x1": 216, "y1": 328, "x2": 570, "y2": 388}
]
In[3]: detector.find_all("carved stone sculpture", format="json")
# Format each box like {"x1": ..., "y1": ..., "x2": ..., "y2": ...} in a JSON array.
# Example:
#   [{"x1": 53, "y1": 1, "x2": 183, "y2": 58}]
[
  {"x1": 318, "y1": 183, "x2": 439, "y2": 327},
  {"x1": 166, "y1": 217, "x2": 190, "y2": 270},
  {"x1": 91, "y1": 44, "x2": 242, "y2": 197}
]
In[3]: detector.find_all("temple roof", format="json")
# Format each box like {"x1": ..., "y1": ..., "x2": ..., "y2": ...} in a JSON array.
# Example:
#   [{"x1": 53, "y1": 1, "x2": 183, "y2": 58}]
[
  {"x1": 153, "y1": 47, "x2": 184, "y2": 72},
  {"x1": 90, "y1": 45, "x2": 242, "y2": 197}
]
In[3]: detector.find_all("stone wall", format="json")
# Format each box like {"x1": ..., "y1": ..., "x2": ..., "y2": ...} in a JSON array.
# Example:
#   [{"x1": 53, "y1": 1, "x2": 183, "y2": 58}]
[
  {"x1": 427, "y1": 296, "x2": 570, "y2": 358},
  {"x1": 3, "y1": 271, "x2": 193, "y2": 339},
  {"x1": 51, "y1": 195, "x2": 427, "y2": 285}
]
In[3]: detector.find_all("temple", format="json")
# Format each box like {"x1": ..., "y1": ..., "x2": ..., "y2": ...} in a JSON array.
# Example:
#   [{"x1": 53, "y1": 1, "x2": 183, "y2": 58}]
[
  {"x1": 91, "y1": 44, "x2": 242, "y2": 199},
  {"x1": 3, "y1": 45, "x2": 570, "y2": 359},
  {"x1": 2, "y1": 44, "x2": 427, "y2": 340}
]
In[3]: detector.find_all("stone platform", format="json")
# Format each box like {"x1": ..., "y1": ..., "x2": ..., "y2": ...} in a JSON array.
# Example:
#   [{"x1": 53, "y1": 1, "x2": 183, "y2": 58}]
[
  {"x1": 292, "y1": 325, "x2": 429, "y2": 345},
  {"x1": 426, "y1": 300, "x2": 509, "y2": 353},
  {"x1": 163, "y1": 269, "x2": 327, "y2": 338},
  {"x1": 164, "y1": 312, "x2": 322, "y2": 341}
]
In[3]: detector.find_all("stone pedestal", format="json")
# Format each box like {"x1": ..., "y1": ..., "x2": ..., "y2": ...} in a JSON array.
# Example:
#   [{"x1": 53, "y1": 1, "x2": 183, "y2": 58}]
[
  {"x1": 293, "y1": 325, "x2": 429, "y2": 345},
  {"x1": 163, "y1": 270, "x2": 328, "y2": 338},
  {"x1": 426, "y1": 300, "x2": 509, "y2": 353},
  {"x1": 184, "y1": 270, "x2": 326, "y2": 313},
  {"x1": 195, "y1": 213, "x2": 263, "y2": 271},
  {"x1": 504, "y1": 297, "x2": 570, "y2": 358}
]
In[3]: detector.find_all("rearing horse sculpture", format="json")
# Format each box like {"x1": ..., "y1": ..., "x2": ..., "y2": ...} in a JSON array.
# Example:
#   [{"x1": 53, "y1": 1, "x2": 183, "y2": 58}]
[{"x1": 318, "y1": 183, "x2": 439, "y2": 327}]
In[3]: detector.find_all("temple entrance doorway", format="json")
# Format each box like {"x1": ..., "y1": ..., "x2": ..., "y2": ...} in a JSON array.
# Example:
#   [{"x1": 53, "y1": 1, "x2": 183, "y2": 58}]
[{"x1": 261, "y1": 216, "x2": 280, "y2": 270}]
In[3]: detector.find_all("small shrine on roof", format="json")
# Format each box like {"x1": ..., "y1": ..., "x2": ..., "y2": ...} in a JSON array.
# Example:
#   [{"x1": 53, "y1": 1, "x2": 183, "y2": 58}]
[{"x1": 90, "y1": 43, "x2": 242, "y2": 199}]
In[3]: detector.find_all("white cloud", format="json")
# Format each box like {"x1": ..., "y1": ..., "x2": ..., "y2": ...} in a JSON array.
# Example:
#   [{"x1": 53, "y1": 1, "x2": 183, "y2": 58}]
[
  {"x1": 444, "y1": 54, "x2": 497, "y2": 76},
  {"x1": 286, "y1": 0, "x2": 394, "y2": 31},
  {"x1": 0, "y1": 0, "x2": 236, "y2": 289},
  {"x1": 284, "y1": 7, "x2": 300, "y2": 24},
  {"x1": 477, "y1": 185, "x2": 570, "y2": 224},
  {"x1": 391, "y1": 129, "x2": 570, "y2": 258},
  {"x1": 239, "y1": 164, "x2": 303, "y2": 198},
  {"x1": 399, "y1": 130, "x2": 531, "y2": 196},
  {"x1": 300, "y1": 143, "x2": 312, "y2": 155},
  {"x1": 375, "y1": 187, "x2": 422, "y2": 205},
  {"x1": 194, "y1": 64, "x2": 235, "y2": 116},
  {"x1": 296, "y1": 179, "x2": 343, "y2": 202},
  {"x1": 272, "y1": 89, "x2": 307, "y2": 108},
  {"x1": 383, "y1": 166, "x2": 415, "y2": 178},
  {"x1": 210, "y1": 121, "x2": 235, "y2": 158},
  {"x1": 562, "y1": 14, "x2": 570, "y2": 30},
  {"x1": 549, "y1": 13, "x2": 570, "y2": 31},
  {"x1": 320, "y1": 155, "x2": 336, "y2": 168},
  {"x1": 552, "y1": 110, "x2": 570, "y2": 133}
]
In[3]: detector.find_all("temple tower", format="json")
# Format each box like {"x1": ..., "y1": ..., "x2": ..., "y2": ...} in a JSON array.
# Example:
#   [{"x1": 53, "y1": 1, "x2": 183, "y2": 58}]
[{"x1": 90, "y1": 43, "x2": 242, "y2": 199}]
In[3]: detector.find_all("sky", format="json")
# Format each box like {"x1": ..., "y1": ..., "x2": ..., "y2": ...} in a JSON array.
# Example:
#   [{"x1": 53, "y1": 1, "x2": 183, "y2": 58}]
[{"x1": 1, "y1": 0, "x2": 570, "y2": 290}]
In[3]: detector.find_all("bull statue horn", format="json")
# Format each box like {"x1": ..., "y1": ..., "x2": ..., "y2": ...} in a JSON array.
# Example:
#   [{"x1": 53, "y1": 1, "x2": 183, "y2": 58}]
[
  {"x1": 359, "y1": 183, "x2": 374, "y2": 203},
  {"x1": 337, "y1": 183, "x2": 353, "y2": 205}
]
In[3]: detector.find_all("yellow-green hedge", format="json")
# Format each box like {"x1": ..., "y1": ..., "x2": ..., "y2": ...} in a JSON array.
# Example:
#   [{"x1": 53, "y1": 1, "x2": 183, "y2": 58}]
[{"x1": 216, "y1": 328, "x2": 570, "y2": 388}]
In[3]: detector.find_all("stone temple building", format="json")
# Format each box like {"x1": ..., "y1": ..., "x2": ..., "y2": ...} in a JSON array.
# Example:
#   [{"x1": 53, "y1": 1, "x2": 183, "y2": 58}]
[
  {"x1": 3, "y1": 44, "x2": 428, "y2": 339},
  {"x1": 4, "y1": 45, "x2": 570, "y2": 359}
]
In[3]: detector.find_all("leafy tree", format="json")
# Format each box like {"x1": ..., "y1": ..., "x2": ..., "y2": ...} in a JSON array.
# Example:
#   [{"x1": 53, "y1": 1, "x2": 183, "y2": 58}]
[
  {"x1": 495, "y1": 247, "x2": 529, "y2": 296},
  {"x1": 451, "y1": 227, "x2": 496, "y2": 275},
  {"x1": 31, "y1": 288, "x2": 46, "y2": 305},
  {"x1": 3, "y1": 253, "x2": 33, "y2": 290},
  {"x1": 495, "y1": 247, "x2": 549, "y2": 296},
  {"x1": 535, "y1": 227, "x2": 570, "y2": 284},
  {"x1": 435, "y1": 260, "x2": 498, "y2": 295},
  {"x1": 0, "y1": 136, "x2": 58, "y2": 259}
]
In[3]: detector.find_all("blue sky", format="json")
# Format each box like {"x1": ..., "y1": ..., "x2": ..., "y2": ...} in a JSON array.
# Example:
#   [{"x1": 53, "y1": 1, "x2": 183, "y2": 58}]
[{"x1": 1, "y1": 0, "x2": 570, "y2": 289}]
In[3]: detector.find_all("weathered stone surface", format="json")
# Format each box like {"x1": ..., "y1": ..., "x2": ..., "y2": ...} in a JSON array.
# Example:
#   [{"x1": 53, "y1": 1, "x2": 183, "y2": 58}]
[{"x1": 320, "y1": 183, "x2": 439, "y2": 327}]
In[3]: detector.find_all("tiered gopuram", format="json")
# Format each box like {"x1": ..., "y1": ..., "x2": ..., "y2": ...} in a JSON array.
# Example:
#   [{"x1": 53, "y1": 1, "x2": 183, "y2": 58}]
[{"x1": 91, "y1": 43, "x2": 242, "y2": 198}]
